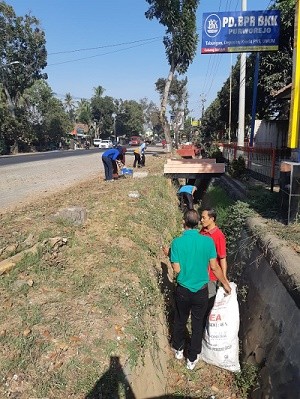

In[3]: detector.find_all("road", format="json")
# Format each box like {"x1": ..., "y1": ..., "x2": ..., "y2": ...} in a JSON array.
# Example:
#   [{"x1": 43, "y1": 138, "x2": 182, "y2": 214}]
[{"x1": 0, "y1": 146, "x2": 163, "y2": 212}]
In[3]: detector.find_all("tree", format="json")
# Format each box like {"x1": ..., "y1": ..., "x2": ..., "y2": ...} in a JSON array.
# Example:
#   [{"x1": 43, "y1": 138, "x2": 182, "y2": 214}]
[
  {"x1": 139, "y1": 98, "x2": 163, "y2": 136},
  {"x1": 76, "y1": 99, "x2": 91, "y2": 126},
  {"x1": 118, "y1": 100, "x2": 144, "y2": 137},
  {"x1": 64, "y1": 93, "x2": 76, "y2": 122},
  {"x1": 0, "y1": 1, "x2": 47, "y2": 152},
  {"x1": 145, "y1": 0, "x2": 199, "y2": 150},
  {"x1": 90, "y1": 90, "x2": 115, "y2": 138},
  {"x1": 155, "y1": 75, "x2": 189, "y2": 147},
  {"x1": 22, "y1": 80, "x2": 72, "y2": 150}
]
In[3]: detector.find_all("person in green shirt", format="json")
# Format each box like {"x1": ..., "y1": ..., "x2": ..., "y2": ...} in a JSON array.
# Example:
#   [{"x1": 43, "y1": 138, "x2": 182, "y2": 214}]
[{"x1": 168, "y1": 209, "x2": 231, "y2": 370}]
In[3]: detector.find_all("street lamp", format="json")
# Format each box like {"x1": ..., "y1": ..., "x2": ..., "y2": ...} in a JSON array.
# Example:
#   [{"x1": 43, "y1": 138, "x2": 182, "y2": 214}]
[{"x1": 112, "y1": 113, "x2": 117, "y2": 143}]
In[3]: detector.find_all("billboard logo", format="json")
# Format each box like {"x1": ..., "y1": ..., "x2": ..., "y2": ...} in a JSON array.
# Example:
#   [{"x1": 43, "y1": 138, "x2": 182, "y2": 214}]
[{"x1": 205, "y1": 14, "x2": 221, "y2": 37}]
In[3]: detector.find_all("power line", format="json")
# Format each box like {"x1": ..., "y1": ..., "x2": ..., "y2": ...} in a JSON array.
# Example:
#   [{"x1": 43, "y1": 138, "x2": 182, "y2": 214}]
[
  {"x1": 48, "y1": 37, "x2": 162, "y2": 55},
  {"x1": 47, "y1": 39, "x2": 160, "y2": 66}
]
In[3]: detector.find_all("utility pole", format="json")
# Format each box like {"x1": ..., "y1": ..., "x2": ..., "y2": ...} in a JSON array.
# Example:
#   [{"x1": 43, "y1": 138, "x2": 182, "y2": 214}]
[
  {"x1": 229, "y1": 54, "x2": 233, "y2": 143},
  {"x1": 237, "y1": 0, "x2": 247, "y2": 147},
  {"x1": 200, "y1": 93, "x2": 206, "y2": 118}
]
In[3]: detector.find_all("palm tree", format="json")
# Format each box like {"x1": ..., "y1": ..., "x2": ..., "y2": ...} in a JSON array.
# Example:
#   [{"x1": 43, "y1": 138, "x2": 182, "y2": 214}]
[
  {"x1": 76, "y1": 99, "x2": 91, "y2": 126},
  {"x1": 93, "y1": 85, "x2": 105, "y2": 98},
  {"x1": 64, "y1": 92, "x2": 75, "y2": 122}
]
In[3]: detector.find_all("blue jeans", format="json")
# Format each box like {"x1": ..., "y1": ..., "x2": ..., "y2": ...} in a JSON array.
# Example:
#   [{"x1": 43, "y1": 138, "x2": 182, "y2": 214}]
[
  {"x1": 102, "y1": 155, "x2": 113, "y2": 180},
  {"x1": 173, "y1": 284, "x2": 208, "y2": 362}
]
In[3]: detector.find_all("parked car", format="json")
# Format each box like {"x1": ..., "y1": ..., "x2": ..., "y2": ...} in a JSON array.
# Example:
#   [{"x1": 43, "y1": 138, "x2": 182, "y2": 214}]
[
  {"x1": 99, "y1": 139, "x2": 113, "y2": 149},
  {"x1": 93, "y1": 138, "x2": 102, "y2": 147}
]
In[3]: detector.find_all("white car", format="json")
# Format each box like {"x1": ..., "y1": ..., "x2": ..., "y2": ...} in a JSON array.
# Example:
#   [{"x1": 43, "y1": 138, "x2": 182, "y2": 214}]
[
  {"x1": 99, "y1": 139, "x2": 113, "y2": 149},
  {"x1": 93, "y1": 138, "x2": 102, "y2": 147},
  {"x1": 93, "y1": 139, "x2": 113, "y2": 148}
]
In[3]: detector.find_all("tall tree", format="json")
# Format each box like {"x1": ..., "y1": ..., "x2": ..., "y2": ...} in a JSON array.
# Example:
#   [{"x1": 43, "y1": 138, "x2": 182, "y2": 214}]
[
  {"x1": 76, "y1": 99, "x2": 91, "y2": 126},
  {"x1": 22, "y1": 80, "x2": 72, "y2": 150},
  {"x1": 118, "y1": 100, "x2": 144, "y2": 137},
  {"x1": 0, "y1": 1, "x2": 47, "y2": 152},
  {"x1": 155, "y1": 75, "x2": 189, "y2": 147},
  {"x1": 145, "y1": 0, "x2": 199, "y2": 150},
  {"x1": 64, "y1": 93, "x2": 75, "y2": 122},
  {"x1": 139, "y1": 98, "x2": 163, "y2": 136}
]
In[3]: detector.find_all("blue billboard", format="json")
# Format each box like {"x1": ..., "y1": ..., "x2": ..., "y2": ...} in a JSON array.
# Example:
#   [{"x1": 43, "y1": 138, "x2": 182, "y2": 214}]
[{"x1": 201, "y1": 10, "x2": 280, "y2": 54}]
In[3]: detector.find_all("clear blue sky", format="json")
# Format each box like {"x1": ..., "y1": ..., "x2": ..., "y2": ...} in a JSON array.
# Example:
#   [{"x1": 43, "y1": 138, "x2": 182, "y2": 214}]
[{"x1": 8, "y1": 0, "x2": 272, "y2": 118}]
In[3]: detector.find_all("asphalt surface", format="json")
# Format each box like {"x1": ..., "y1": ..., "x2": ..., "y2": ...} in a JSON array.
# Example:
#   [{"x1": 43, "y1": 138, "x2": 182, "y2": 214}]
[{"x1": 0, "y1": 145, "x2": 164, "y2": 212}]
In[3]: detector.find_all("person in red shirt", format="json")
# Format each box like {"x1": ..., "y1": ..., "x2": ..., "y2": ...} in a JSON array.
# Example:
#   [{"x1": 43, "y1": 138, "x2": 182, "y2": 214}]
[{"x1": 200, "y1": 207, "x2": 229, "y2": 324}]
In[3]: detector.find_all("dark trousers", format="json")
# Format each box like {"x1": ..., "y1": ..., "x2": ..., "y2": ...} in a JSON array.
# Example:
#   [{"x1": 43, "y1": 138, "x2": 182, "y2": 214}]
[
  {"x1": 178, "y1": 192, "x2": 194, "y2": 211},
  {"x1": 173, "y1": 284, "x2": 208, "y2": 362},
  {"x1": 102, "y1": 156, "x2": 113, "y2": 180},
  {"x1": 133, "y1": 153, "x2": 141, "y2": 167}
]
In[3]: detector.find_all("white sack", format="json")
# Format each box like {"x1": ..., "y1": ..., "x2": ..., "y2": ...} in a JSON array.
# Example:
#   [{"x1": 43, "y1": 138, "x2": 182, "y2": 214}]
[{"x1": 201, "y1": 282, "x2": 241, "y2": 372}]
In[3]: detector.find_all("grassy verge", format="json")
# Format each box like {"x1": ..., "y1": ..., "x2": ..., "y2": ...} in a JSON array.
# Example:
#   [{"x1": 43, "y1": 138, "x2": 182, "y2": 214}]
[{"x1": 0, "y1": 155, "x2": 183, "y2": 398}]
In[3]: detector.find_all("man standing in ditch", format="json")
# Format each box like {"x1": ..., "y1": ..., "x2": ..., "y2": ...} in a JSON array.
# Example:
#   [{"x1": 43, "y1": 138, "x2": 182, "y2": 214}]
[
  {"x1": 200, "y1": 207, "x2": 229, "y2": 325},
  {"x1": 169, "y1": 209, "x2": 231, "y2": 370}
]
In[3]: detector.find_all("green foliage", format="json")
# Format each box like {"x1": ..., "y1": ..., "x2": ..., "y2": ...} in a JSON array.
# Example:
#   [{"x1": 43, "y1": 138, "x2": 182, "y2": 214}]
[
  {"x1": 117, "y1": 99, "x2": 145, "y2": 136},
  {"x1": 220, "y1": 200, "x2": 254, "y2": 250},
  {"x1": 204, "y1": 142, "x2": 223, "y2": 161},
  {"x1": 145, "y1": 0, "x2": 199, "y2": 146},
  {"x1": 235, "y1": 363, "x2": 259, "y2": 399},
  {"x1": 0, "y1": 1, "x2": 47, "y2": 149},
  {"x1": 247, "y1": 185, "x2": 281, "y2": 218},
  {"x1": 229, "y1": 156, "x2": 247, "y2": 179}
]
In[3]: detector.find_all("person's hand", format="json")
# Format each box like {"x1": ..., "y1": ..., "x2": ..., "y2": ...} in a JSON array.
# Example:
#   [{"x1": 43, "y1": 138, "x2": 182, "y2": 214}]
[
  {"x1": 162, "y1": 245, "x2": 170, "y2": 256},
  {"x1": 223, "y1": 281, "x2": 231, "y2": 295}
]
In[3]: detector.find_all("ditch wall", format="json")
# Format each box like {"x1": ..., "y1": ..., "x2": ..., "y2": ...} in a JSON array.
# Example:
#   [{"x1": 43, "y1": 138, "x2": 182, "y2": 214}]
[{"x1": 219, "y1": 175, "x2": 300, "y2": 398}]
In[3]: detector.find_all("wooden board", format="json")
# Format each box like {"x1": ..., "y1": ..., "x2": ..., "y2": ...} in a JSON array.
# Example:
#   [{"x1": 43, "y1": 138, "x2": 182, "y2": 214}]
[
  {"x1": 168, "y1": 158, "x2": 216, "y2": 164},
  {"x1": 164, "y1": 160, "x2": 225, "y2": 179}
]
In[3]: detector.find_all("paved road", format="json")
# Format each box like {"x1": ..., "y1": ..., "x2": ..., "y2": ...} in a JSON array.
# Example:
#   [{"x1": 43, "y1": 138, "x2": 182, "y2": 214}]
[{"x1": 0, "y1": 146, "x2": 163, "y2": 212}]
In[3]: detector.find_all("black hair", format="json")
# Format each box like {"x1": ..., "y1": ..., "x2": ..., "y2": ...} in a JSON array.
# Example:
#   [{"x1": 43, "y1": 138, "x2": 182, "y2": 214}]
[
  {"x1": 201, "y1": 207, "x2": 217, "y2": 222},
  {"x1": 184, "y1": 209, "x2": 200, "y2": 228}
]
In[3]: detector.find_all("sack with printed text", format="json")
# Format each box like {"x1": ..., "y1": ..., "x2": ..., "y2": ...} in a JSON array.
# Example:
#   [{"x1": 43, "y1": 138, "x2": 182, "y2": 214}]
[{"x1": 201, "y1": 282, "x2": 240, "y2": 372}]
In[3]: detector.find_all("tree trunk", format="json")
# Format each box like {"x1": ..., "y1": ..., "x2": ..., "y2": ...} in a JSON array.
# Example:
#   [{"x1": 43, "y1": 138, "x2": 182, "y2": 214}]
[{"x1": 160, "y1": 66, "x2": 175, "y2": 152}]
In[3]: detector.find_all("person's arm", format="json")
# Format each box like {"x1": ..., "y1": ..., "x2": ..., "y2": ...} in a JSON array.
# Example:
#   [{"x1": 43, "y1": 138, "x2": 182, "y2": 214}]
[
  {"x1": 219, "y1": 257, "x2": 228, "y2": 280},
  {"x1": 192, "y1": 186, "x2": 197, "y2": 196},
  {"x1": 162, "y1": 245, "x2": 170, "y2": 257},
  {"x1": 209, "y1": 258, "x2": 231, "y2": 294},
  {"x1": 171, "y1": 262, "x2": 180, "y2": 274}
]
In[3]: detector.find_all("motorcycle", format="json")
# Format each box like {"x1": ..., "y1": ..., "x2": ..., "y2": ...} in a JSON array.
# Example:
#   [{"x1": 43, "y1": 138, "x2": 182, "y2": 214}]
[{"x1": 85, "y1": 142, "x2": 90, "y2": 150}]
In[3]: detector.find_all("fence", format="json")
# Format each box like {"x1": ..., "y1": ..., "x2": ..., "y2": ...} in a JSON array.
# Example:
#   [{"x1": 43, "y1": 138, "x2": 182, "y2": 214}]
[{"x1": 222, "y1": 143, "x2": 291, "y2": 191}]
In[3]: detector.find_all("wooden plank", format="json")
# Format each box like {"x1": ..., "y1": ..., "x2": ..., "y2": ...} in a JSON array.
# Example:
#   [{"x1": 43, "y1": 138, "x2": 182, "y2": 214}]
[
  {"x1": 164, "y1": 173, "x2": 223, "y2": 179},
  {"x1": 167, "y1": 158, "x2": 216, "y2": 164},
  {"x1": 164, "y1": 164, "x2": 225, "y2": 174}
]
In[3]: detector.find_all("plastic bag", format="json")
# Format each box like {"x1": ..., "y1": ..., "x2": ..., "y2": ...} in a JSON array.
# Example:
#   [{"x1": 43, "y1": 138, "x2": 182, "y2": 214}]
[{"x1": 201, "y1": 282, "x2": 241, "y2": 372}]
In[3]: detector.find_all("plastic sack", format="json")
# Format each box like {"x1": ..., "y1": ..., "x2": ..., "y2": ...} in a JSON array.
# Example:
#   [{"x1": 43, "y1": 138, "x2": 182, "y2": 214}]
[{"x1": 201, "y1": 282, "x2": 241, "y2": 372}]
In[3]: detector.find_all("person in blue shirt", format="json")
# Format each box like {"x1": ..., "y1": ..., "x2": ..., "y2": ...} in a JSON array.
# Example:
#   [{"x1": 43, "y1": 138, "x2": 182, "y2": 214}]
[
  {"x1": 102, "y1": 147, "x2": 125, "y2": 181},
  {"x1": 177, "y1": 185, "x2": 197, "y2": 211}
]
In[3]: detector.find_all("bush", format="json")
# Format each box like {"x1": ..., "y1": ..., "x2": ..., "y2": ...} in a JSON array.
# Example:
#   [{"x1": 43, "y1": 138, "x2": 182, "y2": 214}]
[
  {"x1": 229, "y1": 156, "x2": 247, "y2": 179},
  {"x1": 0, "y1": 138, "x2": 8, "y2": 155}
]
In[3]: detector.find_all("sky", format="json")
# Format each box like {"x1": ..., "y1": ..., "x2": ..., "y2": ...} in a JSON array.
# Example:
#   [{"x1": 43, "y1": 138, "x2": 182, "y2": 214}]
[{"x1": 8, "y1": 0, "x2": 272, "y2": 119}]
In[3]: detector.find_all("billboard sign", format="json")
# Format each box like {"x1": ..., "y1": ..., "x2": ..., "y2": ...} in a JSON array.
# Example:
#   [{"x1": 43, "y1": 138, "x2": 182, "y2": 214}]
[{"x1": 201, "y1": 10, "x2": 280, "y2": 54}]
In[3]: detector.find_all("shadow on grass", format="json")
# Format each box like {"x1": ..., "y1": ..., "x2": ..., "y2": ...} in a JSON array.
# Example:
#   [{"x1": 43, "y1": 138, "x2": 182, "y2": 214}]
[
  {"x1": 85, "y1": 356, "x2": 135, "y2": 399},
  {"x1": 84, "y1": 355, "x2": 197, "y2": 399},
  {"x1": 157, "y1": 261, "x2": 175, "y2": 343}
]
